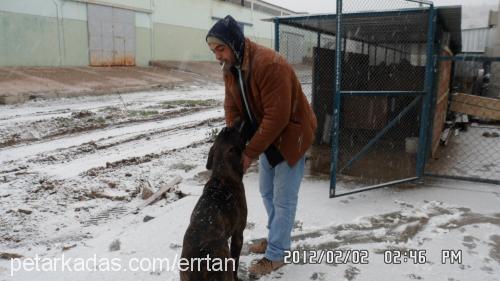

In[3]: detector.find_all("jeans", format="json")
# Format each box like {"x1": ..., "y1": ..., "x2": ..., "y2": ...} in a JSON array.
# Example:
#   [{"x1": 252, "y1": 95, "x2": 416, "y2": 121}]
[{"x1": 259, "y1": 153, "x2": 305, "y2": 261}]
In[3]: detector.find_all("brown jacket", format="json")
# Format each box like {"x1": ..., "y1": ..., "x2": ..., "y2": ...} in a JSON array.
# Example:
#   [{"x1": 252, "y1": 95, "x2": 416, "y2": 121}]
[{"x1": 223, "y1": 38, "x2": 317, "y2": 166}]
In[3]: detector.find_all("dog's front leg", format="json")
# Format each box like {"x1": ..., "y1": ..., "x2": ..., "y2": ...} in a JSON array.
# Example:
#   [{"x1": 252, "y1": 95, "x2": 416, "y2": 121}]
[{"x1": 230, "y1": 232, "x2": 244, "y2": 281}]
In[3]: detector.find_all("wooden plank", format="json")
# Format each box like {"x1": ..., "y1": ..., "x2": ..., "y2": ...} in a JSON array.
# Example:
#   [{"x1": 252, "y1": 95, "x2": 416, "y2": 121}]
[
  {"x1": 452, "y1": 93, "x2": 500, "y2": 109},
  {"x1": 431, "y1": 49, "x2": 452, "y2": 158},
  {"x1": 137, "y1": 176, "x2": 182, "y2": 209},
  {"x1": 431, "y1": 96, "x2": 448, "y2": 158},
  {"x1": 436, "y1": 89, "x2": 449, "y2": 104},
  {"x1": 450, "y1": 93, "x2": 500, "y2": 120},
  {"x1": 450, "y1": 102, "x2": 500, "y2": 120}
]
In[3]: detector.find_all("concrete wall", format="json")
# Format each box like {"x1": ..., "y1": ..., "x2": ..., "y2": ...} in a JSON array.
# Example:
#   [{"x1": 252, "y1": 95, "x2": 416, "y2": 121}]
[
  {"x1": 0, "y1": 10, "x2": 59, "y2": 66},
  {"x1": 136, "y1": 26, "x2": 153, "y2": 66},
  {"x1": 0, "y1": 0, "x2": 280, "y2": 67},
  {"x1": 0, "y1": 1, "x2": 89, "y2": 66},
  {"x1": 78, "y1": 0, "x2": 152, "y2": 12},
  {"x1": 151, "y1": 0, "x2": 275, "y2": 61}
]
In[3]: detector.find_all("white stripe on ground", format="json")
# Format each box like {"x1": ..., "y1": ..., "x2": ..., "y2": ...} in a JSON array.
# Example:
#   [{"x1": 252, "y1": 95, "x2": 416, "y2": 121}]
[
  {"x1": 34, "y1": 124, "x2": 222, "y2": 179},
  {"x1": 0, "y1": 87, "x2": 224, "y2": 125},
  {"x1": 0, "y1": 108, "x2": 223, "y2": 164}
]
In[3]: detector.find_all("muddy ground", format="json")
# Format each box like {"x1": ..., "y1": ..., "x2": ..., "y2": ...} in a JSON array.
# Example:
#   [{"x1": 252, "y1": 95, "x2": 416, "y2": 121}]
[
  {"x1": 0, "y1": 85, "x2": 226, "y2": 252},
  {"x1": 0, "y1": 62, "x2": 222, "y2": 104}
]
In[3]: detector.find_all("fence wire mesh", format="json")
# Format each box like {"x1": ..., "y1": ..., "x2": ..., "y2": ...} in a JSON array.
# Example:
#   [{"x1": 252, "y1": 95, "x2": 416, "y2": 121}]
[
  {"x1": 336, "y1": 1, "x2": 431, "y2": 190},
  {"x1": 490, "y1": 61, "x2": 500, "y2": 99},
  {"x1": 341, "y1": 0, "x2": 422, "y2": 13},
  {"x1": 278, "y1": 25, "x2": 318, "y2": 102},
  {"x1": 276, "y1": 0, "x2": 499, "y2": 193},
  {"x1": 426, "y1": 60, "x2": 500, "y2": 183}
]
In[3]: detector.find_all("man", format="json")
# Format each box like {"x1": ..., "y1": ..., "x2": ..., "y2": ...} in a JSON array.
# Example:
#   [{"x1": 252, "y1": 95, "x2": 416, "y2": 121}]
[{"x1": 206, "y1": 15, "x2": 317, "y2": 278}]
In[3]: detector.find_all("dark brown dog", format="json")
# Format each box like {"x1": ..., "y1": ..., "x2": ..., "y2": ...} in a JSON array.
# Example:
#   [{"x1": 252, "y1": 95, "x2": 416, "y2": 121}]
[{"x1": 180, "y1": 121, "x2": 247, "y2": 281}]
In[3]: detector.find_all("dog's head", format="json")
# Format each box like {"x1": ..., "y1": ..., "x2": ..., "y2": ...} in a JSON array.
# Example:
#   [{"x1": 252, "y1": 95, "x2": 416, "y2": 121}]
[{"x1": 206, "y1": 119, "x2": 246, "y2": 176}]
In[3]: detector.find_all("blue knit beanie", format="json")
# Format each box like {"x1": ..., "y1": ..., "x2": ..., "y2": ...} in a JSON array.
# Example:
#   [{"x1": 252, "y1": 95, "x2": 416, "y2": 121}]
[{"x1": 206, "y1": 15, "x2": 245, "y2": 66}]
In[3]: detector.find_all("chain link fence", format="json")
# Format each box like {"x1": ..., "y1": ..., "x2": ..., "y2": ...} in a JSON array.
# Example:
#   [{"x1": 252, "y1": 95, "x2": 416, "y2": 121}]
[
  {"x1": 279, "y1": 0, "x2": 434, "y2": 190},
  {"x1": 276, "y1": 0, "x2": 434, "y2": 195},
  {"x1": 425, "y1": 60, "x2": 500, "y2": 183},
  {"x1": 490, "y1": 61, "x2": 500, "y2": 99},
  {"x1": 275, "y1": 1, "x2": 498, "y2": 195},
  {"x1": 336, "y1": 1, "x2": 430, "y2": 191},
  {"x1": 277, "y1": 24, "x2": 318, "y2": 102}
]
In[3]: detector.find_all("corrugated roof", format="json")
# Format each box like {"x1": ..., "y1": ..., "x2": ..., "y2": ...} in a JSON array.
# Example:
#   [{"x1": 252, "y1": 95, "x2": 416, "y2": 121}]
[{"x1": 265, "y1": 6, "x2": 462, "y2": 53}]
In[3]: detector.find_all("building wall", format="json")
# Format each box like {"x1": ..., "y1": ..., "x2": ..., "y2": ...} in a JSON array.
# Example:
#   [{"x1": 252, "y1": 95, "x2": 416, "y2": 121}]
[
  {"x1": 0, "y1": 0, "x2": 280, "y2": 67},
  {"x1": 79, "y1": 0, "x2": 152, "y2": 12},
  {"x1": 151, "y1": 0, "x2": 275, "y2": 61},
  {"x1": 488, "y1": 1, "x2": 500, "y2": 98},
  {"x1": 462, "y1": 28, "x2": 493, "y2": 53},
  {"x1": 493, "y1": 1, "x2": 500, "y2": 57},
  {"x1": 0, "y1": 0, "x2": 89, "y2": 66},
  {"x1": 136, "y1": 26, "x2": 153, "y2": 67},
  {"x1": 0, "y1": 10, "x2": 59, "y2": 66}
]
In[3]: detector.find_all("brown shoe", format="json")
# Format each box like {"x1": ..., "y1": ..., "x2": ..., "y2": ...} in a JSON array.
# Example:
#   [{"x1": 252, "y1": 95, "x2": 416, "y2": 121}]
[
  {"x1": 248, "y1": 239, "x2": 268, "y2": 254},
  {"x1": 248, "y1": 257, "x2": 285, "y2": 278}
]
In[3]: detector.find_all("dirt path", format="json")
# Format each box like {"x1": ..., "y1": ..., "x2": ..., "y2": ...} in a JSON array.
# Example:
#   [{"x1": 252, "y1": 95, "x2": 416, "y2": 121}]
[
  {"x1": 0, "y1": 63, "x2": 222, "y2": 104},
  {"x1": 0, "y1": 86, "x2": 225, "y2": 251}
]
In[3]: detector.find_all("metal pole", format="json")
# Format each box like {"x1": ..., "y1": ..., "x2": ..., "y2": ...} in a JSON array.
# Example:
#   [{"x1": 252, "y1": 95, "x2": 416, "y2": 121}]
[
  {"x1": 332, "y1": 177, "x2": 419, "y2": 198},
  {"x1": 406, "y1": 0, "x2": 433, "y2": 5},
  {"x1": 424, "y1": 173, "x2": 500, "y2": 186},
  {"x1": 416, "y1": 5, "x2": 437, "y2": 178},
  {"x1": 330, "y1": 0, "x2": 342, "y2": 198},
  {"x1": 274, "y1": 18, "x2": 280, "y2": 52}
]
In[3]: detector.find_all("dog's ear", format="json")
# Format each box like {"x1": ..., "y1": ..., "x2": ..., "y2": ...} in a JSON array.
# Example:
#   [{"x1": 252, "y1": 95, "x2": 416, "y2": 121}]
[{"x1": 206, "y1": 145, "x2": 215, "y2": 170}]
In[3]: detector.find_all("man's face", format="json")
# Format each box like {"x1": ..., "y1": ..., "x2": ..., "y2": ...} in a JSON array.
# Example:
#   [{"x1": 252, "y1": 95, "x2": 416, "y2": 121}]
[{"x1": 208, "y1": 43, "x2": 236, "y2": 69}]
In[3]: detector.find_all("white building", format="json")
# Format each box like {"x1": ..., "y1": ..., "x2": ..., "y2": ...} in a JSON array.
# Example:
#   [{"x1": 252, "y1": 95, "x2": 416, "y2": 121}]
[{"x1": 0, "y1": 0, "x2": 295, "y2": 67}]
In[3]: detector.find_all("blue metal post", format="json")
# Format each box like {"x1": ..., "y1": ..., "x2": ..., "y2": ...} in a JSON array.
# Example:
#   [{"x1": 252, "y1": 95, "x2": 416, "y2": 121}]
[
  {"x1": 274, "y1": 18, "x2": 280, "y2": 52},
  {"x1": 330, "y1": 0, "x2": 342, "y2": 198},
  {"x1": 317, "y1": 32, "x2": 321, "y2": 49},
  {"x1": 416, "y1": 6, "x2": 437, "y2": 179}
]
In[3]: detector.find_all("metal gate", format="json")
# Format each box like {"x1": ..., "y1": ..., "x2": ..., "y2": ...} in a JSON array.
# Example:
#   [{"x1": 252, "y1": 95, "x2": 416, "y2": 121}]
[
  {"x1": 87, "y1": 4, "x2": 136, "y2": 66},
  {"x1": 274, "y1": 0, "x2": 439, "y2": 197}
]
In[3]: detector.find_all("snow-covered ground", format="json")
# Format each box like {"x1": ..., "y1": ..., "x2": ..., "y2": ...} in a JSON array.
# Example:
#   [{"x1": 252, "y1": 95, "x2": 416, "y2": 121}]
[
  {"x1": 0, "y1": 86, "x2": 499, "y2": 281},
  {"x1": 426, "y1": 124, "x2": 500, "y2": 182}
]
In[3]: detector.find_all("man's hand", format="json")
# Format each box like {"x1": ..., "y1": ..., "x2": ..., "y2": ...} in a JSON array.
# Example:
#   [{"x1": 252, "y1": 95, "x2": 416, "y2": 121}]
[{"x1": 242, "y1": 153, "x2": 254, "y2": 174}]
